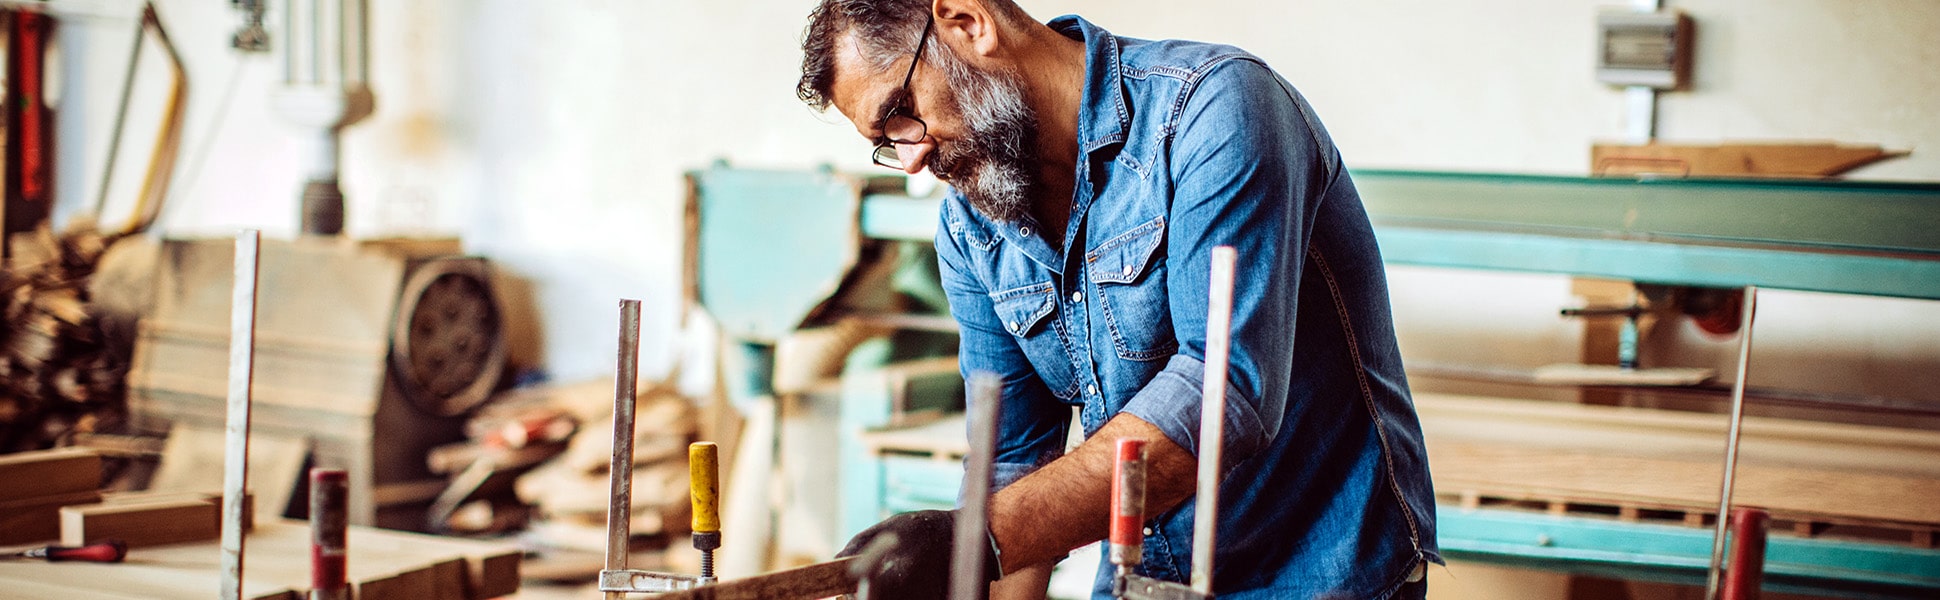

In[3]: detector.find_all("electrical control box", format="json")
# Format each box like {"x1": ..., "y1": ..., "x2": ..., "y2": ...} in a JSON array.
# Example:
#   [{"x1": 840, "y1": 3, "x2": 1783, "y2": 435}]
[{"x1": 1597, "y1": 10, "x2": 1694, "y2": 90}]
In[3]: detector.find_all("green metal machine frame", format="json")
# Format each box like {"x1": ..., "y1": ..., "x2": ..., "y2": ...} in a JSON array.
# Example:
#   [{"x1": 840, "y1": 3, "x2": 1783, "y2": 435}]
[{"x1": 698, "y1": 166, "x2": 1940, "y2": 596}]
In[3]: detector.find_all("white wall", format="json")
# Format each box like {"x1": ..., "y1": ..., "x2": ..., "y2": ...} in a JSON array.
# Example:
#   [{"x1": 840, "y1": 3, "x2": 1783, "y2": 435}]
[{"x1": 48, "y1": 1, "x2": 1940, "y2": 390}]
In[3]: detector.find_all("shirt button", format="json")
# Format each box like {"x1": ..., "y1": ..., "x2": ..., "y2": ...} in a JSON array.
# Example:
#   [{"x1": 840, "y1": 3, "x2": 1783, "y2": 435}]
[
  {"x1": 1020, "y1": 226, "x2": 1032, "y2": 237},
  {"x1": 1122, "y1": 265, "x2": 1134, "y2": 276},
  {"x1": 1071, "y1": 291, "x2": 1083, "y2": 303},
  {"x1": 1087, "y1": 384, "x2": 1098, "y2": 396},
  {"x1": 1008, "y1": 321, "x2": 1020, "y2": 332},
  {"x1": 1143, "y1": 527, "x2": 1154, "y2": 536}
]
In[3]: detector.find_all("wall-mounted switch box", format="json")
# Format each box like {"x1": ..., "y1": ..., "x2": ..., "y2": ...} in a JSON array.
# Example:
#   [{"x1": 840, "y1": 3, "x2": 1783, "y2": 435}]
[{"x1": 1598, "y1": 10, "x2": 1693, "y2": 90}]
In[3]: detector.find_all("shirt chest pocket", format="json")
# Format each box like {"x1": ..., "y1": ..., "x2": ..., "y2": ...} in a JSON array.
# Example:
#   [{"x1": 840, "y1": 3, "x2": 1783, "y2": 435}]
[
  {"x1": 989, "y1": 282, "x2": 1080, "y2": 400},
  {"x1": 1086, "y1": 216, "x2": 1177, "y2": 361}
]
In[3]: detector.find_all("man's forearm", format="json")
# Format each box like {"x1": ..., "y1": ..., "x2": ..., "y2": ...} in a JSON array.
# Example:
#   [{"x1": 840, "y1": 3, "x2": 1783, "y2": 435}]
[{"x1": 987, "y1": 414, "x2": 1201, "y2": 571}]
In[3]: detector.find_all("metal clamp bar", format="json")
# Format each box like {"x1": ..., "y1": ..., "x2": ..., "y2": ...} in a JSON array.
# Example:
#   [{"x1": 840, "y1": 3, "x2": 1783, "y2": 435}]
[
  {"x1": 220, "y1": 230, "x2": 261, "y2": 600},
  {"x1": 1704, "y1": 286, "x2": 1759, "y2": 600},
  {"x1": 951, "y1": 373, "x2": 1003, "y2": 600},
  {"x1": 598, "y1": 569, "x2": 703, "y2": 593},
  {"x1": 1191, "y1": 247, "x2": 1238, "y2": 595},
  {"x1": 1120, "y1": 573, "x2": 1208, "y2": 600},
  {"x1": 602, "y1": 299, "x2": 643, "y2": 600}
]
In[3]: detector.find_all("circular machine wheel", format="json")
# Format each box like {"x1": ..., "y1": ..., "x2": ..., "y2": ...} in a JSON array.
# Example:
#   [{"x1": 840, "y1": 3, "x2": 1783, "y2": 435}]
[{"x1": 389, "y1": 258, "x2": 506, "y2": 417}]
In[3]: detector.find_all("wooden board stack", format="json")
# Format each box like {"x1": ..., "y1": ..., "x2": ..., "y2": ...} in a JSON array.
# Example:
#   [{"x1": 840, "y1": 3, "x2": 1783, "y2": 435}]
[{"x1": 0, "y1": 448, "x2": 104, "y2": 544}]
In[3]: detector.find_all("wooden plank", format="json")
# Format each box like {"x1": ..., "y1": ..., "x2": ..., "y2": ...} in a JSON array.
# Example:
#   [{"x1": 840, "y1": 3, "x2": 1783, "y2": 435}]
[
  {"x1": 0, "y1": 448, "x2": 100, "y2": 503},
  {"x1": 151, "y1": 425, "x2": 304, "y2": 524},
  {"x1": 61, "y1": 499, "x2": 219, "y2": 547},
  {"x1": 1416, "y1": 392, "x2": 1940, "y2": 478},
  {"x1": 356, "y1": 524, "x2": 519, "y2": 594},
  {"x1": 1429, "y1": 441, "x2": 1940, "y2": 525},
  {"x1": 0, "y1": 490, "x2": 103, "y2": 545},
  {"x1": 0, "y1": 519, "x2": 508, "y2": 600}
]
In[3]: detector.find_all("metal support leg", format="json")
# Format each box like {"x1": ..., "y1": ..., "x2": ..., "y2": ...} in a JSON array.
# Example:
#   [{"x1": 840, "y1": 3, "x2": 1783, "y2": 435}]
[{"x1": 1705, "y1": 286, "x2": 1759, "y2": 599}]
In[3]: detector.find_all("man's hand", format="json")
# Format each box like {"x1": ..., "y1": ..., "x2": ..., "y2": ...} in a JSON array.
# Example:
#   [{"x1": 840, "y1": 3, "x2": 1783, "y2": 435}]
[{"x1": 838, "y1": 509, "x2": 997, "y2": 599}]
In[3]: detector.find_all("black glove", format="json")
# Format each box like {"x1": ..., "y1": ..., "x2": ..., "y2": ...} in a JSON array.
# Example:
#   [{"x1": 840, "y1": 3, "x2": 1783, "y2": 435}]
[{"x1": 838, "y1": 509, "x2": 1001, "y2": 600}]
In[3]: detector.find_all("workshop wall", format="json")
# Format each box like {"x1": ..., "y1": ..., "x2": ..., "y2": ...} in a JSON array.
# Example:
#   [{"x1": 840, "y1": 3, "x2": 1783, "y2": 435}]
[{"x1": 48, "y1": 0, "x2": 1940, "y2": 392}]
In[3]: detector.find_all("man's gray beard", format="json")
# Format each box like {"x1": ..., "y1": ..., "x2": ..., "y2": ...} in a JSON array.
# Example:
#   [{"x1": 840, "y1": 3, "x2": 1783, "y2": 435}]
[{"x1": 928, "y1": 45, "x2": 1041, "y2": 224}]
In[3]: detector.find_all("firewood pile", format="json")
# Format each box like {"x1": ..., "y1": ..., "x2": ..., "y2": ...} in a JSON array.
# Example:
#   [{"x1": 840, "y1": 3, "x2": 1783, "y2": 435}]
[
  {"x1": 0, "y1": 221, "x2": 148, "y2": 454},
  {"x1": 425, "y1": 379, "x2": 698, "y2": 553},
  {"x1": 515, "y1": 380, "x2": 697, "y2": 552}
]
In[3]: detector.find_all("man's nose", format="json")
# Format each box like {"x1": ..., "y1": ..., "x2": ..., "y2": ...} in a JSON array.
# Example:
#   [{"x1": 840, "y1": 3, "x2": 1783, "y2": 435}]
[{"x1": 896, "y1": 139, "x2": 936, "y2": 176}]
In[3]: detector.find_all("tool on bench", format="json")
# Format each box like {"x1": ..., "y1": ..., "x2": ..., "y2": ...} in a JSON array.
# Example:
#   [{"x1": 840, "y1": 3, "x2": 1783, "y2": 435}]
[
  {"x1": 0, "y1": 540, "x2": 128, "y2": 563},
  {"x1": 1112, "y1": 246, "x2": 1237, "y2": 600},
  {"x1": 598, "y1": 299, "x2": 704, "y2": 596},
  {"x1": 597, "y1": 303, "x2": 1000, "y2": 599}
]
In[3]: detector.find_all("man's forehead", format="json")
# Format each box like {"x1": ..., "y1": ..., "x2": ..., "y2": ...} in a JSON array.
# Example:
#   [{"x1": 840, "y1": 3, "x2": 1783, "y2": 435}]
[{"x1": 828, "y1": 34, "x2": 895, "y2": 130}]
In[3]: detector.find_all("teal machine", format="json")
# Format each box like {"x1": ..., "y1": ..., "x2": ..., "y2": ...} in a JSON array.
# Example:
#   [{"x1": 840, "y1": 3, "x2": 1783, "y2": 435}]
[{"x1": 687, "y1": 164, "x2": 1940, "y2": 597}]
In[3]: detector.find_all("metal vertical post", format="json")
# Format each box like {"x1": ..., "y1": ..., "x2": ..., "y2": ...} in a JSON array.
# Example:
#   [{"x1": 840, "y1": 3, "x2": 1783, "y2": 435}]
[
  {"x1": 1705, "y1": 286, "x2": 1759, "y2": 599},
  {"x1": 1192, "y1": 247, "x2": 1238, "y2": 595},
  {"x1": 951, "y1": 373, "x2": 1003, "y2": 600},
  {"x1": 603, "y1": 300, "x2": 643, "y2": 600},
  {"x1": 1624, "y1": 0, "x2": 1663, "y2": 143},
  {"x1": 220, "y1": 230, "x2": 261, "y2": 600}
]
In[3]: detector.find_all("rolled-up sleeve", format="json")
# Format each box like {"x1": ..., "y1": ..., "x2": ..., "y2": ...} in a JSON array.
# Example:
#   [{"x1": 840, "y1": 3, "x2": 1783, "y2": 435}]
[
  {"x1": 1120, "y1": 58, "x2": 1333, "y2": 468},
  {"x1": 934, "y1": 198, "x2": 1071, "y2": 493}
]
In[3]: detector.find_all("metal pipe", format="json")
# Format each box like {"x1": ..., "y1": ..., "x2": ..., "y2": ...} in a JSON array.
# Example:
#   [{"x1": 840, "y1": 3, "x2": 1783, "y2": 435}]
[
  {"x1": 602, "y1": 299, "x2": 643, "y2": 600},
  {"x1": 950, "y1": 373, "x2": 1002, "y2": 600},
  {"x1": 1705, "y1": 286, "x2": 1758, "y2": 600},
  {"x1": 1720, "y1": 507, "x2": 1770, "y2": 600},
  {"x1": 309, "y1": 469, "x2": 350, "y2": 600},
  {"x1": 220, "y1": 230, "x2": 263, "y2": 600},
  {"x1": 1191, "y1": 247, "x2": 1238, "y2": 594}
]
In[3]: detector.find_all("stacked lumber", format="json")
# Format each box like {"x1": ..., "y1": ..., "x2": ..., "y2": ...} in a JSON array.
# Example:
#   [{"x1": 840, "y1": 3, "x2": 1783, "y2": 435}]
[
  {"x1": 0, "y1": 519, "x2": 519, "y2": 600},
  {"x1": 0, "y1": 448, "x2": 103, "y2": 544},
  {"x1": 1418, "y1": 393, "x2": 1940, "y2": 542},
  {"x1": 512, "y1": 380, "x2": 697, "y2": 552}
]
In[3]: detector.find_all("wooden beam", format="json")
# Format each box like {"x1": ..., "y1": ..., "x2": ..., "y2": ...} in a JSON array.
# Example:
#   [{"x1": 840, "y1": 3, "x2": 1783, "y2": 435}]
[
  {"x1": 1419, "y1": 393, "x2": 1940, "y2": 527},
  {"x1": 0, "y1": 490, "x2": 103, "y2": 545},
  {"x1": 61, "y1": 499, "x2": 218, "y2": 548},
  {"x1": 0, "y1": 448, "x2": 100, "y2": 503}
]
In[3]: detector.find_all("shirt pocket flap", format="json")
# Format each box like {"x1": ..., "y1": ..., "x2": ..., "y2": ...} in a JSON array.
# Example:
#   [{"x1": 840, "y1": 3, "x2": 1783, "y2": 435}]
[
  {"x1": 1087, "y1": 216, "x2": 1166, "y2": 285},
  {"x1": 990, "y1": 282, "x2": 1056, "y2": 337}
]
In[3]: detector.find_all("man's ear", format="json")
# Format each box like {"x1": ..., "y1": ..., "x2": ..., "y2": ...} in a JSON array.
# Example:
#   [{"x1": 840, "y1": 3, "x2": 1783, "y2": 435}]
[{"x1": 932, "y1": 0, "x2": 1002, "y2": 58}]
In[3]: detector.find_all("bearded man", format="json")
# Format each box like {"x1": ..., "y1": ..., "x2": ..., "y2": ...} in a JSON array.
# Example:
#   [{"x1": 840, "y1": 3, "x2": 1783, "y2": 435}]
[{"x1": 796, "y1": 2, "x2": 1439, "y2": 598}]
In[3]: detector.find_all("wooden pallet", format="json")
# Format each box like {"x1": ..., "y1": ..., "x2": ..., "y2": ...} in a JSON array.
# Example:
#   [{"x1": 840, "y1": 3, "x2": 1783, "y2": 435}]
[{"x1": 1444, "y1": 489, "x2": 1940, "y2": 549}]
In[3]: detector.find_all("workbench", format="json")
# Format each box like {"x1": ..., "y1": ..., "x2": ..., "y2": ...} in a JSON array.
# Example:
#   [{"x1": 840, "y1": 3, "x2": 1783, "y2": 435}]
[{"x1": 0, "y1": 520, "x2": 519, "y2": 600}]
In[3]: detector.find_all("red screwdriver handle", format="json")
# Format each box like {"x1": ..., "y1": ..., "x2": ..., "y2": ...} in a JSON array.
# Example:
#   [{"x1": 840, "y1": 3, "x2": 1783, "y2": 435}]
[
  {"x1": 33, "y1": 540, "x2": 128, "y2": 563},
  {"x1": 1110, "y1": 438, "x2": 1148, "y2": 568}
]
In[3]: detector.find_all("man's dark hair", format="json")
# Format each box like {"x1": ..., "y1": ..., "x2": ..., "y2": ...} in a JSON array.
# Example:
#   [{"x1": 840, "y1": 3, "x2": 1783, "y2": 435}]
[{"x1": 797, "y1": 0, "x2": 1030, "y2": 111}]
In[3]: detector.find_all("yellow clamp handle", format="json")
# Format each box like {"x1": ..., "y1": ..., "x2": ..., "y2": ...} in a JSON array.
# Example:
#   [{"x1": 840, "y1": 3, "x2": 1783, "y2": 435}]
[{"x1": 689, "y1": 442, "x2": 721, "y2": 534}]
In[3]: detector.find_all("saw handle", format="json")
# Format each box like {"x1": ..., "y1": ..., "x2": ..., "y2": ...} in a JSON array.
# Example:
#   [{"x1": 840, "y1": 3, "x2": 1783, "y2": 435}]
[
  {"x1": 1110, "y1": 438, "x2": 1148, "y2": 568},
  {"x1": 33, "y1": 540, "x2": 129, "y2": 563}
]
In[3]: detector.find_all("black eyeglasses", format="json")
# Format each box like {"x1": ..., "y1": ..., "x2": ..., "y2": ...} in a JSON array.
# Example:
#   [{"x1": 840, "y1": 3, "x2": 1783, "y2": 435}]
[{"x1": 871, "y1": 18, "x2": 934, "y2": 170}]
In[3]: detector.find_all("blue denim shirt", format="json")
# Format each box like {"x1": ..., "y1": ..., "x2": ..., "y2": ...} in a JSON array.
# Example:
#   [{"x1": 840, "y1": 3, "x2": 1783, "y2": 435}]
[{"x1": 934, "y1": 16, "x2": 1440, "y2": 599}]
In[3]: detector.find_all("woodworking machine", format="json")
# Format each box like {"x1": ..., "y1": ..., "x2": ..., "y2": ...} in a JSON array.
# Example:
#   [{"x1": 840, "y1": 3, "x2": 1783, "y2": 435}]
[{"x1": 687, "y1": 164, "x2": 1940, "y2": 598}]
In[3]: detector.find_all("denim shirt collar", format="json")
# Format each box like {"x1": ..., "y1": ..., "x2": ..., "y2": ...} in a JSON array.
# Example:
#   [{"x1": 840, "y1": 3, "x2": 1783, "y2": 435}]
[{"x1": 1048, "y1": 15, "x2": 1129, "y2": 158}]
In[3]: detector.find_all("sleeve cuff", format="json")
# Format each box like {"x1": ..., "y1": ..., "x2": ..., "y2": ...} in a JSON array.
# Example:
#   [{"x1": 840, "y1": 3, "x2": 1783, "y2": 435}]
[{"x1": 1118, "y1": 354, "x2": 1267, "y2": 467}]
